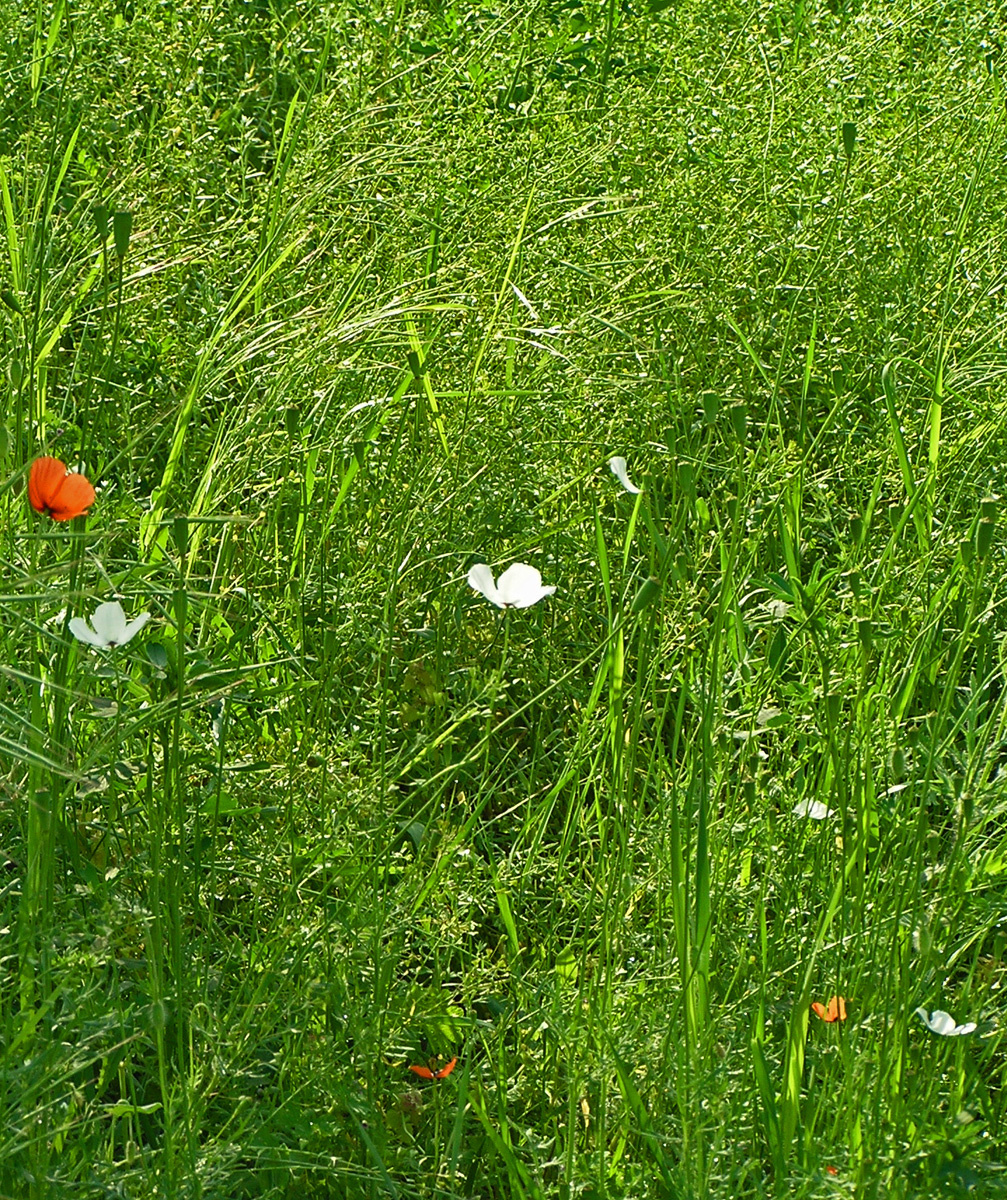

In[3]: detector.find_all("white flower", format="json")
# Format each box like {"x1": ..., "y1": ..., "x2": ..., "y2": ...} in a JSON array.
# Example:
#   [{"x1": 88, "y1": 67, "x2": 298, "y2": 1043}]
[
  {"x1": 70, "y1": 601, "x2": 151, "y2": 650},
  {"x1": 609, "y1": 456, "x2": 641, "y2": 494},
  {"x1": 792, "y1": 799, "x2": 834, "y2": 820},
  {"x1": 467, "y1": 563, "x2": 556, "y2": 610},
  {"x1": 915, "y1": 1008, "x2": 976, "y2": 1037}
]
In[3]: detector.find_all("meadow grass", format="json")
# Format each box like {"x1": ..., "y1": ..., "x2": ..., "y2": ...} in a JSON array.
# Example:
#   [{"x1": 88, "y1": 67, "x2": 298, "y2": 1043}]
[{"x1": 1, "y1": 0, "x2": 1007, "y2": 1196}]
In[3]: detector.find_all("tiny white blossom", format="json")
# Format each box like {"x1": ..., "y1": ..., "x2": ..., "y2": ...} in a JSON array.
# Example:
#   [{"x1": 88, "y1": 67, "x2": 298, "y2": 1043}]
[
  {"x1": 915, "y1": 1008, "x2": 976, "y2": 1037},
  {"x1": 609, "y1": 456, "x2": 641, "y2": 494},
  {"x1": 792, "y1": 799, "x2": 834, "y2": 820},
  {"x1": 70, "y1": 601, "x2": 151, "y2": 650},
  {"x1": 467, "y1": 563, "x2": 556, "y2": 610}
]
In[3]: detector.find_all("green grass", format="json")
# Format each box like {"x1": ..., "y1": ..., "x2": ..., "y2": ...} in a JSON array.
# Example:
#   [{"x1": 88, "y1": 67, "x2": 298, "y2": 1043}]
[{"x1": 1, "y1": 0, "x2": 1007, "y2": 1195}]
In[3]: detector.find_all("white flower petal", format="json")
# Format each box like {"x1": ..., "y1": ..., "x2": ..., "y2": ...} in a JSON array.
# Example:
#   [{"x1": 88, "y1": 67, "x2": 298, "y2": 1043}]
[
  {"x1": 496, "y1": 563, "x2": 556, "y2": 609},
  {"x1": 467, "y1": 563, "x2": 503, "y2": 607},
  {"x1": 917, "y1": 1008, "x2": 952, "y2": 1035},
  {"x1": 69, "y1": 617, "x2": 107, "y2": 648},
  {"x1": 91, "y1": 602, "x2": 129, "y2": 645},
  {"x1": 467, "y1": 562, "x2": 556, "y2": 610},
  {"x1": 609, "y1": 456, "x2": 641, "y2": 494},
  {"x1": 70, "y1": 601, "x2": 150, "y2": 649},
  {"x1": 121, "y1": 612, "x2": 151, "y2": 643},
  {"x1": 792, "y1": 799, "x2": 834, "y2": 820},
  {"x1": 916, "y1": 1007, "x2": 976, "y2": 1036}
]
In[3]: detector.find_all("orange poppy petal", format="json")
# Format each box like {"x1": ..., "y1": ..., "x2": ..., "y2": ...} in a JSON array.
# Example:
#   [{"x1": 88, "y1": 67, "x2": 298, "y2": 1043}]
[
  {"x1": 28, "y1": 457, "x2": 68, "y2": 513},
  {"x1": 28, "y1": 457, "x2": 95, "y2": 520},
  {"x1": 47, "y1": 472, "x2": 96, "y2": 520},
  {"x1": 409, "y1": 1056, "x2": 457, "y2": 1080},
  {"x1": 811, "y1": 995, "x2": 847, "y2": 1022}
]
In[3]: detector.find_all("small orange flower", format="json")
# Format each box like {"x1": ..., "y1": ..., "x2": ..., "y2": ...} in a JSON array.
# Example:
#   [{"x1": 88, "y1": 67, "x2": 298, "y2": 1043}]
[
  {"x1": 28, "y1": 457, "x2": 95, "y2": 521},
  {"x1": 811, "y1": 995, "x2": 847, "y2": 1023},
  {"x1": 409, "y1": 1057, "x2": 458, "y2": 1080}
]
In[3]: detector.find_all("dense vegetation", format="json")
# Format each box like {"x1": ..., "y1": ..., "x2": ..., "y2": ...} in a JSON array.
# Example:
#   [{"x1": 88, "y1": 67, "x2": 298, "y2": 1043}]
[{"x1": 2, "y1": 0, "x2": 1007, "y2": 1195}]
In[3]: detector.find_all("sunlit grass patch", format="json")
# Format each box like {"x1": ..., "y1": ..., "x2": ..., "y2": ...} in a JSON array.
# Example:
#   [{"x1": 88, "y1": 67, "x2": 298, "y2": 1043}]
[{"x1": 0, "y1": 0, "x2": 1006, "y2": 1196}]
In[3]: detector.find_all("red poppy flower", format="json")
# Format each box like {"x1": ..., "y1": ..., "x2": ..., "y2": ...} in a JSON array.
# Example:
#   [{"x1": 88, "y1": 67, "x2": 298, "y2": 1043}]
[
  {"x1": 409, "y1": 1057, "x2": 458, "y2": 1080},
  {"x1": 811, "y1": 995, "x2": 847, "y2": 1022},
  {"x1": 28, "y1": 457, "x2": 95, "y2": 521}
]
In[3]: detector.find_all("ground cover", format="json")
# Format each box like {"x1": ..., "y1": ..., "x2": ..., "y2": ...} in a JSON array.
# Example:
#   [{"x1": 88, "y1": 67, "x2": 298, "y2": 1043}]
[{"x1": 2, "y1": 0, "x2": 1007, "y2": 1196}]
